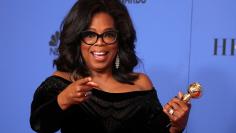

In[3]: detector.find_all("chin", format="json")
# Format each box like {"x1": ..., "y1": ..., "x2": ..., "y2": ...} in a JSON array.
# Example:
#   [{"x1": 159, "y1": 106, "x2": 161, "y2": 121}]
[{"x1": 90, "y1": 64, "x2": 112, "y2": 73}]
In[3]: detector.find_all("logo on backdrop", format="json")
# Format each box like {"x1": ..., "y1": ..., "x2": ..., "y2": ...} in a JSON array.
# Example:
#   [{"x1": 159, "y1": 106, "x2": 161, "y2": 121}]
[
  {"x1": 120, "y1": 0, "x2": 147, "y2": 4},
  {"x1": 214, "y1": 38, "x2": 235, "y2": 56},
  {"x1": 49, "y1": 31, "x2": 60, "y2": 56}
]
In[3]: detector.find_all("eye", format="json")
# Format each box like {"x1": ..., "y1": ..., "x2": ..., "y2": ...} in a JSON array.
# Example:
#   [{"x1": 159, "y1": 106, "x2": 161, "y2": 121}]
[
  {"x1": 103, "y1": 31, "x2": 117, "y2": 38},
  {"x1": 82, "y1": 31, "x2": 97, "y2": 39},
  {"x1": 80, "y1": 31, "x2": 98, "y2": 45}
]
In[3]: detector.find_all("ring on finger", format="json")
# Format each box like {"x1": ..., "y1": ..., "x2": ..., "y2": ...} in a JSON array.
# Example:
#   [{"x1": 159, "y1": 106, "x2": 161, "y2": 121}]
[{"x1": 84, "y1": 91, "x2": 92, "y2": 97}]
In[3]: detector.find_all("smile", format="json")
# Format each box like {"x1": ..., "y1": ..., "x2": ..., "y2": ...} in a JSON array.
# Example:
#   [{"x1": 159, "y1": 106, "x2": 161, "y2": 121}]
[{"x1": 91, "y1": 51, "x2": 109, "y2": 61}]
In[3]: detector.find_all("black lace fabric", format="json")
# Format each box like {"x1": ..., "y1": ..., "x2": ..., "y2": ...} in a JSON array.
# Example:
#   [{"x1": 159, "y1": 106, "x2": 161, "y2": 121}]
[{"x1": 30, "y1": 76, "x2": 171, "y2": 133}]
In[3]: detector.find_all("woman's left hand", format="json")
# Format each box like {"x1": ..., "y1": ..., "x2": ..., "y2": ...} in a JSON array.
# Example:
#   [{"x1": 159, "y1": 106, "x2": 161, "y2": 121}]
[{"x1": 163, "y1": 92, "x2": 191, "y2": 132}]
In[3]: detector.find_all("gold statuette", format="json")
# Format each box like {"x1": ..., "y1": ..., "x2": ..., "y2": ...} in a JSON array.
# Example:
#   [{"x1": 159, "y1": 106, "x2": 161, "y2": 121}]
[{"x1": 182, "y1": 82, "x2": 202, "y2": 102}]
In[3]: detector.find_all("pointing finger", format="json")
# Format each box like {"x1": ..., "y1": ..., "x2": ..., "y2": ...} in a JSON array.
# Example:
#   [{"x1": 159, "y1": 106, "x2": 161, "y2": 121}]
[
  {"x1": 86, "y1": 81, "x2": 99, "y2": 88},
  {"x1": 75, "y1": 77, "x2": 92, "y2": 85}
]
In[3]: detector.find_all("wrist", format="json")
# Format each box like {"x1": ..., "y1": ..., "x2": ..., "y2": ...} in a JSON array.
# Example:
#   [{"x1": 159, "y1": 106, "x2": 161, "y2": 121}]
[{"x1": 57, "y1": 94, "x2": 70, "y2": 110}]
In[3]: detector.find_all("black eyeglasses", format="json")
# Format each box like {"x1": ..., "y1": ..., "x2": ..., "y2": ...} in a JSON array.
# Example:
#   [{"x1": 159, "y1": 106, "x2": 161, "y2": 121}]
[{"x1": 80, "y1": 30, "x2": 118, "y2": 45}]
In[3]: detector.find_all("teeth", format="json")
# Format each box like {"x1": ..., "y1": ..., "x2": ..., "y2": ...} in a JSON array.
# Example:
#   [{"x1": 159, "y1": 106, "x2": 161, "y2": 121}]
[{"x1": 93, "y1": 52, "x2": 106, "y2": 56}]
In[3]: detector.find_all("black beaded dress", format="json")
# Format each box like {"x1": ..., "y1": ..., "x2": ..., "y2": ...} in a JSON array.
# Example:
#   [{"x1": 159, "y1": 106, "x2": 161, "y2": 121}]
[{"x1": 30, "y1": 76, "x2": 171, "y2": 133}]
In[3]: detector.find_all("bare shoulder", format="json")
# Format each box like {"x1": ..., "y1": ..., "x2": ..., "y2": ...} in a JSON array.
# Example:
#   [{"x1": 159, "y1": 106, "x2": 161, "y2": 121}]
[
  {"x1": 134, "y1": 73, "x2": 154, "y2": 91},
  {"x1": 52, "y1": 71, "x2": 71, "y2": 81}
]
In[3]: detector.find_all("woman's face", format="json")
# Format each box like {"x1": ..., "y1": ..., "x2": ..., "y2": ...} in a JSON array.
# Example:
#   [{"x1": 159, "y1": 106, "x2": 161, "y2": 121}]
[{"x1": 80, "y1": 12, "x2": 118, "y2": 73}]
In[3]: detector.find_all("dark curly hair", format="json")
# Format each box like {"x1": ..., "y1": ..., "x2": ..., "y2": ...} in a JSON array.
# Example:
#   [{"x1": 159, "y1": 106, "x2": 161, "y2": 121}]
[{"x1": 54, "y1": 0, "x2": 139, "y2": 84}]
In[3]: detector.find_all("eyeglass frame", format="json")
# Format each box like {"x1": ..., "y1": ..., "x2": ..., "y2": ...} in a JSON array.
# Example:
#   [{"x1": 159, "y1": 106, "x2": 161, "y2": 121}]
[{"x1": 79, "y1": 30, "x2": 119, "y2": 45}]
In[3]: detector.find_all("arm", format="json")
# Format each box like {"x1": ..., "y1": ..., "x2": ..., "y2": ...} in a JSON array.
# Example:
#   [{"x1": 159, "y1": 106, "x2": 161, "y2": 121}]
[
  {"x1": 136, "y1": 73, "x2": 190, "y2": 132},
  {"x1": 30, "y1": 78, "x2": 65, "y2": 132},
  {"x1": 145, "y1": 90, "x2": 171, "y2": 133},
  {"x1": 30, "y1": 76, "x2": 98, "y2": 132}
]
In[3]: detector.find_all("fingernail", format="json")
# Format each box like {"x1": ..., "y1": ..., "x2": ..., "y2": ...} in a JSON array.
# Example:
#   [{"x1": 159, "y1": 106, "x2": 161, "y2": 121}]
[{"x1": 90, "y1": 82, "x2": 96, "y2": 85}]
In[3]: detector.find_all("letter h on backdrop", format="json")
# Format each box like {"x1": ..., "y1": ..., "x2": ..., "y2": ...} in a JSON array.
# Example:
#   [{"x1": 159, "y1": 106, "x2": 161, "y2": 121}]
[{"x1": 214, "y1": 38, "x2": 235, "y2": 56}]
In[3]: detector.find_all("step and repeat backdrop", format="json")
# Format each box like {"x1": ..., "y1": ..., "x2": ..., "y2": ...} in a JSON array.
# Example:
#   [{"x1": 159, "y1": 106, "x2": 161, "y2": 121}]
[{"x1": 0, "y1": 0, "x2": 235, "y2": 133}]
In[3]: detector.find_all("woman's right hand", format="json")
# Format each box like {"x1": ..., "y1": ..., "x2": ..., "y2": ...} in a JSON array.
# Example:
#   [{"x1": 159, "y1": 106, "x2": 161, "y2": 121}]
[{"x1": 57, "y1": 77, "x2": 98, "y2": 110}]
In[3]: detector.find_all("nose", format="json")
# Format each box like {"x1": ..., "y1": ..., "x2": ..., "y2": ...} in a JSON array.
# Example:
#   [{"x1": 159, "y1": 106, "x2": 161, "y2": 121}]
[{"x1": 93, "y1": 36, "x2": 105, "y2": 46}]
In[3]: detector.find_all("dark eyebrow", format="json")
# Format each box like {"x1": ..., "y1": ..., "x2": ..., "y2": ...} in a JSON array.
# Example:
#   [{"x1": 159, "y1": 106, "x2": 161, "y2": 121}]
[
  {"x1": 86, "y1": 28, "x2": 117, "y2": 33},
  {"x1": 104, "y1": 28, "x2": 116, "y2": 31}
]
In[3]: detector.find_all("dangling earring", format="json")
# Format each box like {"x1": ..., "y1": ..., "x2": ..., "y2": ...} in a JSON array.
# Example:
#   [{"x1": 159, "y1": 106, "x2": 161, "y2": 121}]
[{"x1": 115, "y1": 55, "x2": 120, "y2": 69}]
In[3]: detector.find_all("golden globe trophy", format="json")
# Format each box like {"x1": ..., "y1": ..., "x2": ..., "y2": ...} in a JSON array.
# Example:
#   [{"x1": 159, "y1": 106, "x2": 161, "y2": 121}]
[
  {"x1": 182, "y1": 82, "x2": 202, "y2": 102},
  {"x1": 167, "y1": 82, "x2": 202, "y2": 124}
]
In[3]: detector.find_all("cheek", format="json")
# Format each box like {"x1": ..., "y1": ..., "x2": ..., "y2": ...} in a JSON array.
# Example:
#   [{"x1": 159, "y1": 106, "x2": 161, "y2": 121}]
[
  {"x1": 80, "y1": 45, "x2": 90, "y2": 58},
  {"x1": 111, "y1": 44, "x2": 118, "y2": 54},
  {"x1": 110, "y1": 45, "x2": 118, "y2": 59}
]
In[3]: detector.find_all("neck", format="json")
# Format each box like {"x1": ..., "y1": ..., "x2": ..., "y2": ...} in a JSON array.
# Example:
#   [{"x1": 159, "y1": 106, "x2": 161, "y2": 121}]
[{"x1": 91, "y1": 70, "x2": 113, "y2": 82}]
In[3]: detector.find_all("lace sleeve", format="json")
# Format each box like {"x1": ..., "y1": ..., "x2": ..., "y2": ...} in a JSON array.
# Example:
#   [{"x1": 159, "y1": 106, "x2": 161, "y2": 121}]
[
  {"x1": 145, "y1": 90, "x2": 171, "y2": 133},
  {"x1": 30, "y1": 77, "x2": 67, "y2": 133}
]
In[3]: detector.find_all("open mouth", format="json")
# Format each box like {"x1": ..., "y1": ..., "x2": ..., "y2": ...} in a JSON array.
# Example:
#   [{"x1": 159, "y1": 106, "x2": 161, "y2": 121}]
[{"x1": 91, "y1": 51, "x2": 109, "y2": 61}]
